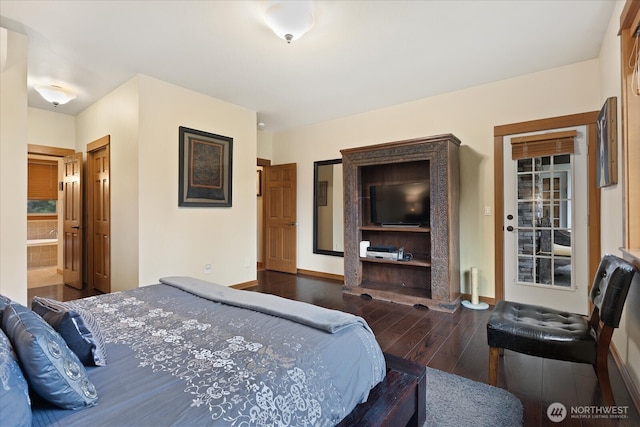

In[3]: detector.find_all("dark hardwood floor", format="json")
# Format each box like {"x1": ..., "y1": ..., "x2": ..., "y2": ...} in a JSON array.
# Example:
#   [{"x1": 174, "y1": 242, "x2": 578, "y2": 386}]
[
  {"x1": 29, "y1": 270, "x2": 639, "y2": 426},
  {"x1": 28, "y1": 282, "x2": 100, "y2": 303}
]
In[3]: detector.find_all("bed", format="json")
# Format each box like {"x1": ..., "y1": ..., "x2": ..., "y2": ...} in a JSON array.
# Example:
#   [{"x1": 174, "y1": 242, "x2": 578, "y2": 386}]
[{"x1": 1, "y1": 277, "x2": 426, "y2": 426}]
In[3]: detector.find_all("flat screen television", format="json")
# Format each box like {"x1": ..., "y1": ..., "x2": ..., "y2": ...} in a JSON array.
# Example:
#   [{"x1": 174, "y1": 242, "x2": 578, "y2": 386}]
[{"x1": 370, "y1": 182, "x2": 430, "y2": 226}]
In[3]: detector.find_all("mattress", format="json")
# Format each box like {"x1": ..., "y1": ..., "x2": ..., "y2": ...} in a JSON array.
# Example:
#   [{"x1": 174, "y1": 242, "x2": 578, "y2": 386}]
[{"x1": 31, "y1": 278, "x2": 386, "y2": 426}]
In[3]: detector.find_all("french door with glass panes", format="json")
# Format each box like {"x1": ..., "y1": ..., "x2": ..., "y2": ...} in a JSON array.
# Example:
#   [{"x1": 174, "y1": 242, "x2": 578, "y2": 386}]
[{"x1": 503, "y1": 126, "x2": 589, "y2": 315}]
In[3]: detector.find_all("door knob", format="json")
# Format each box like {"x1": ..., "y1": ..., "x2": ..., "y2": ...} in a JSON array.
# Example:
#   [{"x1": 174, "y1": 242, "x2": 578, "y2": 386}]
[
  {"x1": 289, "y1": 222, "x2": 296, "y2": 226},
  {"x1": 506, "y1": 226, "x2": 514, "y2": 232}
]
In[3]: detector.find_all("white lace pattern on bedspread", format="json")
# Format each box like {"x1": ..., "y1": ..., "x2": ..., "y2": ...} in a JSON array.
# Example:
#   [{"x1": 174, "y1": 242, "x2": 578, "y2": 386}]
[{"x1": 74, "y1": 286, "x2": 380, "y2": 426}]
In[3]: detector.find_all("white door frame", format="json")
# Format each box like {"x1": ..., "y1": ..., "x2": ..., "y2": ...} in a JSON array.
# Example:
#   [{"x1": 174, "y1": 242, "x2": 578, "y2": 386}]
[
  {"x1": 493, "y1": 112, "x2": 601, "y2": 307},
  {"x1": 502, "y1": 126, "x2": 588, "y2": 315}
]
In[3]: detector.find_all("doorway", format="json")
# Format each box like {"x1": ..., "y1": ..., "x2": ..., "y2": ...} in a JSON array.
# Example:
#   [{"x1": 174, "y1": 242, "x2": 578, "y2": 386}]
[
  {"x1": 263, "y1": 162, "x2": 297, "y2": 274},
  {"x1": 494, "y1": 112, "x2": 601, "y2": 314},
  {"x1": 257, "y1": 158, "x2": 270, "y2": 271},
  {"x1": 26, "y1": 140, "x2": 111, "y2": 298},
  {"x1": 62, "y1": 152, "x2": 83, "y2": 289},
  {"x1": 87, "y1": 136, "x2": 111, "y2": 293},
  {"x1": 502, "y1": 126, "x2": 588, "y2": 314},
  {"x1": 27, "y1": 145, "x2": 74, "y2": 291}
]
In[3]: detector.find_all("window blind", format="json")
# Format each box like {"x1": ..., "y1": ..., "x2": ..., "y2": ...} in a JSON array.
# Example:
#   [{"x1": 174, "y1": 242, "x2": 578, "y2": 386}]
[
  {"x1": 511, "y1": 130, "x2": 577, "y2": 160},
  {"x1": 28, "y1": 160, "x2": 58, "y2": 200}
]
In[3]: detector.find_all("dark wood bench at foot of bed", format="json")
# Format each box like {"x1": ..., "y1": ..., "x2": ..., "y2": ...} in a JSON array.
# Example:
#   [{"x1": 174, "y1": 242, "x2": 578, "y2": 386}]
[{"x1": 337, "y1": 353, "x2": 426, "y2": 427}]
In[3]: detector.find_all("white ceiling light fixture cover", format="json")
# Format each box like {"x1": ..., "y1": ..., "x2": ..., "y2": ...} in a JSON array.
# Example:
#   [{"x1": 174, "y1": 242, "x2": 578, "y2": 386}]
[
  {"x1": 264, "y1": 0, "x2": 314, "y2": 43},
  {"x1": 35, "y1": 85, "x2": 77, "y2": 106}
]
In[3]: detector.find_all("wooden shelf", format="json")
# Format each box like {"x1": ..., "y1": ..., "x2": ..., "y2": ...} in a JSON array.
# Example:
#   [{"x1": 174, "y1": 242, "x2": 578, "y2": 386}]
[
  {"x1": 341, "y1": 135, "x2": 461, "y2": 311},
  {"x1": 360, "y1": 257, "x2": 431, "y2": 268},
  {"x1": 344, "y1": 281, "x2": 461, "y2": 313},
  {"x1": 360, "y1": 225, "x2": 431, "y2": 233},
  {"x1": 360, "y1": 280, "x2": 431, "y2": 298}
]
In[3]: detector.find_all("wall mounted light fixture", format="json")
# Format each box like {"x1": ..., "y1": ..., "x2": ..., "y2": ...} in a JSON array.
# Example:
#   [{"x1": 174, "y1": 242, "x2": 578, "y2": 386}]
[
  {"x1": 264, "y1": 0, "x2": 314, "y2": 44},
  {"x1": 35, "y1": 85, "x2": 77, "y2": 106}
]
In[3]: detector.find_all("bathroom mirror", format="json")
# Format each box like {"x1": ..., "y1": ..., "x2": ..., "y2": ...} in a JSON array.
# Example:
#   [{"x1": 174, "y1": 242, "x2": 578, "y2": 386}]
[{"x1": 313, "y1": 159, "x2": 344, "y2": 256}]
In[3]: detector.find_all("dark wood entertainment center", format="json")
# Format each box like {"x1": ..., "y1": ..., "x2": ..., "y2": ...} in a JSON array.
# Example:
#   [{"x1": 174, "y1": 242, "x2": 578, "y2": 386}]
[{"x1": 341, "y1": 135, "x2": 461, "y2": 312}]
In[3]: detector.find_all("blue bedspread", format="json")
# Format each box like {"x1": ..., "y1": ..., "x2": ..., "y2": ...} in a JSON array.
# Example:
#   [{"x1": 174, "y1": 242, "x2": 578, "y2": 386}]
[{"x1": 31, "y1": 280, "x2": 385, "y2": 426}]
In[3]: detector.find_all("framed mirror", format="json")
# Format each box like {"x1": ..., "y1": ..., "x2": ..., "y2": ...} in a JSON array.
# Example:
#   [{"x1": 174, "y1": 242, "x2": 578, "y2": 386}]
[{"x1": 313, "y1": 159, "x2": 344, "y2": 256}]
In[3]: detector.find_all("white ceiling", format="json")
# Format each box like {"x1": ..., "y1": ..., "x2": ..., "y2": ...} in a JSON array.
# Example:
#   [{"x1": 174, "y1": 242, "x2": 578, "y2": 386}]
[{"x1": 0, "y1": 0, "x2": 616, "y2": 132}]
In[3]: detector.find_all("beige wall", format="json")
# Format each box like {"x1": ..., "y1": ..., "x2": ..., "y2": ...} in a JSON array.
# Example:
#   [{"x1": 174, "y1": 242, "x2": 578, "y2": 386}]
[
  {"x1": 76, "y1": 74, "x2": 258, "y2": 289},
  {"x1": 599, "y1": 1, "x2": 625, "y2": 258},
  {"x1": 20, "y1": 74, "x2": 258, "y2": 294},
  {"x1": 76, "y1": 77, "x2": 141, "y2": 292},
  {"x1": 272, "y1": 60, "x2": 601, "y2": 296},
  {"x1": 15, "y1": 75, "x2": 258, "y2": 299},
  {"x1": 599, "y1": 0, "x2": 640, "y2": 398},
  {"x1": 28, "y1": 108, "x2": 75, "y2": 149},
  {"x1": 137, "y1": 75, "x2": 257, "y2": 286},
  {"x1": 257, "y1": 129, "x2": 273, "y2": 160},
  {"x1": 0, "y1": 29, "x2": 28, "y2": 304},
  {"x1": 256, "y1": 131, "x2": 273, "y2": 266}
]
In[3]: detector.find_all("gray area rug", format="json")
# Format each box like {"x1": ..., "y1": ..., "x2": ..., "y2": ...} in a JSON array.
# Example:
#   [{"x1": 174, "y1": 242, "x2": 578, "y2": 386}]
[{"x1": 425, "y1": 367, "x2": 523, "y2": 426}]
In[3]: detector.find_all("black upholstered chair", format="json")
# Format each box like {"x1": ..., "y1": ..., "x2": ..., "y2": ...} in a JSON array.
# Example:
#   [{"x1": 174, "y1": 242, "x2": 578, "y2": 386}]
[{"x1": 487, "y1": 254, "x2": 638, "y2": 405}]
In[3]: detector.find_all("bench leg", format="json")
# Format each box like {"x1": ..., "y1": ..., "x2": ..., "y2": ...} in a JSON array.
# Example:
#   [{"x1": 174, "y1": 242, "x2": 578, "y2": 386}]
[{"x1": 489, "y1": 346, "x2": 500, "y2": 386}]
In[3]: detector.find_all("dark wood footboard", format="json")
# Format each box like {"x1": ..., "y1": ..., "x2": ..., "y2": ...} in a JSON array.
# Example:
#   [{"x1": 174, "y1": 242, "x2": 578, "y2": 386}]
[{"x1": 337, "y1": 353, "x2": 426, "y2": 427}]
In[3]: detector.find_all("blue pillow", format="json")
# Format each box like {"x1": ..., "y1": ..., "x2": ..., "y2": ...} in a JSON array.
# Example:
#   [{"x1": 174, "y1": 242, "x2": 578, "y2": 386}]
[
  {"x1": 32, "y1": 297, "x2": 107, "y2": 366},
  {"x1": 0, "y1": 293, "x2": 11, "y2": 315},
  {"x1": 2, "y1": 303, "x2": 98, "y2": 410},
  {"x1": 0, "y1": 328, "x2": 31, "y2": 427}
]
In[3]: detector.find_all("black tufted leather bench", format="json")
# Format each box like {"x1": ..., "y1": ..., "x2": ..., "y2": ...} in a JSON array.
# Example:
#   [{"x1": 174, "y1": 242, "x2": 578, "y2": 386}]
[{"x1": 487, "y1": 254, "x2": 638, "y2": 405}]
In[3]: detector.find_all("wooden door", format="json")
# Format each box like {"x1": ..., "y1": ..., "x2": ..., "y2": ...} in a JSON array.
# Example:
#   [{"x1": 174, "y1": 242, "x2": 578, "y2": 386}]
[
  {"x1": 264, "y1": 163, "x2": 297, "y2": 274},
  {"x1": 62, "y1": 152, "x2": 82, "y2": 289},
  {"x1": 88, "y1": 138, "x2": 111, "y2": 293}
]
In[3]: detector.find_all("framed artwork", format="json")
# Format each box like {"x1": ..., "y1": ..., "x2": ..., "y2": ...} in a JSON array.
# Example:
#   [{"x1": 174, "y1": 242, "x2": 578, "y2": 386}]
[
  {"x1": 596, "y1": 97, "x2": 617, "y2": 188},
  {"x1": 179, "y1": 126, "x2": 233, "y2": 207},
  {"x1": 318, "y1": 181, "x2": 328, "y2": 206}
]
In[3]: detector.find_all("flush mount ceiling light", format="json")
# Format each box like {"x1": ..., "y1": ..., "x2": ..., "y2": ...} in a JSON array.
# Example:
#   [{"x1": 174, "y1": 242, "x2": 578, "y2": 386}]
[
  {"x1": 264, "y1": 0, "x2": 314, "y2": 44},
  {"x1": 34, "y1": 85, "x2": 77, "y2": 106}
]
